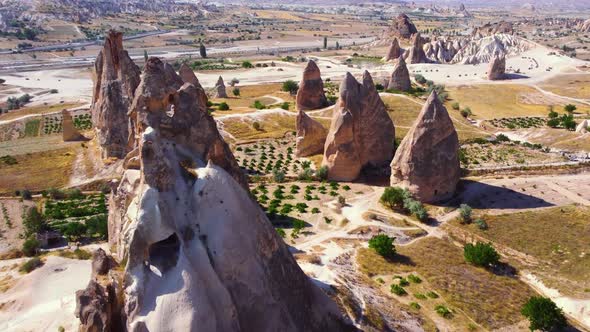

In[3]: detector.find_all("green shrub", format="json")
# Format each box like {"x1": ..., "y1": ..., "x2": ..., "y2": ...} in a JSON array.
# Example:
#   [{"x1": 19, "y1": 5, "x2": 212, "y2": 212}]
[
  {"x1": 464, "y1": 242, "x2": 500, "y2": 267},
  {"x1": 459, "y1": 204, "x2": 472, "y2": 224},
  {"x1": 316, "y1": 166, "x2": 328, "y2": 181},
  {"x1": 368, "y1": 234, "x2": 396, "y2": 258},
  {"x1": 252, "y1": 100, "x2": 266, "y2": 110},
  {"x1": 521, "y1": 296, "x2": 566, "y2": 332},
  {"x1": 20, "y1": 257, "x2": 42, "y2": 273},
  {"x1": 23, "y1": 207, "x2": 44, "y2": 237},
  {"x1": 380, "y1": 187, "x2": 409, "y2": 210},
  {"x1": 232, "y1": 87, "x2": 240, "y2": 96},
  {"x1": 435, "y1": 305, "x2": 452, "y2": 318},
  {"x1": 276, "y1": 228, "x2": 286, "y2": 238},
  {"x1": 426, "y1": 291, "x2": 439, "y2": 299},
  {"x1": 281, "y1": 80, "x2": 299, "y2": 94},
  {"x1": 475, "y1": 218, "x2": 488, "y2": 230},
  {"x1": 390, "y1": 284, "x2": 407, "y2": 296},
  {"x1": 242, "y1": 61, "x2": 253, "y2": 68},
  {"x1": 407, "y1": 274, "x2": 422, "y2": 284},
  {"x1": 22, "y1": 238, "x2": 40, "y2": 256},
  {"x1": 398, "y1": 278, "x2": 410, "y2": 286},
  {"x1": 409, "y1": 302, "x2": 421, "y2": 310},
  {"x1": 252, "y1": 121, "x2": 262, "y2": 130},
  {"x1": 451, "y1": 102, "x2": 460, "y2": 110},
  {"x1": 272, "y1": 169, "x2": 285, "y2": 183},
  {"x1": 280, "y1": 102, "x2": 289, "y2": 110},
  {"x1": 414, "y1": 293, "x2": 427, "y2": 300},
  {"x1": 218, "y1": 102, "x2": 230, "y2": 110}
]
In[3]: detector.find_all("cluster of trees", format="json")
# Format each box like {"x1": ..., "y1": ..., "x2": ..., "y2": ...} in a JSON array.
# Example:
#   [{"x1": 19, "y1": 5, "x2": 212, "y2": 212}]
[
  {"x1": 282, "y1": 80, "x2": 299, "y2": 95},
  {"x1": 380, "y1": 187, "x2": 428, "y2": 222},
  {"x1": 547, "y1": 105, "x2": 577, "y2": 130},
  {"x1": 6, "y1": 94, "x2": 32, "y2": 111}
]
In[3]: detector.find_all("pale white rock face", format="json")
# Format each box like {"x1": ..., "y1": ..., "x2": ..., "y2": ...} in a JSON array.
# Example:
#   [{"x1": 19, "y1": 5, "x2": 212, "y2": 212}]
[
  {"x1": 451, "y1": 34, "x2": 533, "y2": 65},
  {"x1": 576, "y1": 119, "x2": 590, "y2": 133}
]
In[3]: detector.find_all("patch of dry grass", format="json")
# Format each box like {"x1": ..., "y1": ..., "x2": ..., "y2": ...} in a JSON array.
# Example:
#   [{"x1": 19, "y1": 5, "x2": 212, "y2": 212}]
[
  {"x1": 0, "y1": 147, "x2": 77, "y2": 194},
  {"x1": 0, "y1": 103, "x2": 84, "y2": 121},
  {"x1": 220, "y1": 112, "x2": 296, "y2": 141},
  {"x1": 538, "y1": 74, "x2": 590, "y2": 99},
  {"x1": 357, "y1": 237, "x2": 535, "y2": 330}
]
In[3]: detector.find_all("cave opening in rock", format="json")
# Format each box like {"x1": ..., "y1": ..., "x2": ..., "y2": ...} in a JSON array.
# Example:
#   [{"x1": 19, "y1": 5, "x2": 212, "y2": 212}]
[{"x1": 147, "y1": 233, "x2": 180, "y2": 275}]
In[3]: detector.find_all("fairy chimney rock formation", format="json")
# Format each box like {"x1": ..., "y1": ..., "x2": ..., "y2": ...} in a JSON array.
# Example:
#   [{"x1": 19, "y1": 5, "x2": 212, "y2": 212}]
[
  {"x1": 62, "y1": 109, "x2": 84, "y2": 141},
  {"x1": 296, "y1": 110, "x2": 328, "y2": 157},
  {"x1": 406, "y1": 33, "x2": 428, "y2": 64},
  {"x1": 98, "y1": 56, "x2": 353, "y2": 332},
  {"x1": 387, "y1": 56, "x2": 411, "y2": 92},
  {"x1": 487, "y1": 54, "x2": 506, "y2": 80},
  {"x1": 385, "y1": 38, "x2": 403, "y2": 61},
  {"x1": 322, "y1": 71, "x2": 396, "y2": 181},
  {"x1": 296, "y1": 60, "x2": 329, "y2": 110},
  {"x1": 91, "y1": 30, "x2": 141, "y2": 159},
  {"x1": 179, "y1": 63, "x2": 208, "y2": 112},
  {"x1": 390, "y1": 91, "x2": 460, "y2": 203},
  {"x1": 214, "y1": 76, "x2": 228, "y2": 98},
  {"x1": 387, "y1": 13, "x2": 418, "y2": 40}
]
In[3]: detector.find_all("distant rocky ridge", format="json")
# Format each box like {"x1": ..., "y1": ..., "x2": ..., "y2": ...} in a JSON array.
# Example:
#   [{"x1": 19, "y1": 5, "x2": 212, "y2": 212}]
[
  {"x1": 384, "y1": 13, "x2": 418, "y2": 40},
  {"x1": 96, "y1": 56, "x2": 352, "y2": 331},
  {"x1": 390, "y1": 91, "x2": 460, "y2": 203},
  {"x1": 472, "y1": 21, "x2": 514, "y2": 38},
  {"x1": 323, "y1": 71, "x2": 395, "y2": 181}
]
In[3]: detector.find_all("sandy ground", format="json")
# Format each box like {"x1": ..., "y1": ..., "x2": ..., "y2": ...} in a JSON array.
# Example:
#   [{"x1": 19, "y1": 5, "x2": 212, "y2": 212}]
[{"x1": 0, "y1": 255, "x2": 91, "y2": 332}]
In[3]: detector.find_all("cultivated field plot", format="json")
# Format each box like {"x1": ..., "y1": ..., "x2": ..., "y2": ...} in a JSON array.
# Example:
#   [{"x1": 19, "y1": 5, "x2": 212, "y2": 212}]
[
  {"x1": 460, "y1": 141, "x2": 567, "y2": 169},
  {"x1": 218, "y1": 111, "x2": 296, "y2": 142},
  {"x1": 537, "y1": 73, "x2": 590, "y2": 99}
]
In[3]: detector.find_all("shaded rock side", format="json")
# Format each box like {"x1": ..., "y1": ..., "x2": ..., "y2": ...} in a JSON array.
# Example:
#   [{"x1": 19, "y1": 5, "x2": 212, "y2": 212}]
[
  {"x1": 296, "y1": 60, "x2": 328, "y2": 111},
  {"x1": 107, "y1": 57, "x2": 354, "y2": 332},
  {"x1": 406, "y1": 33, "x2": 428, "y2": 64},
  {"x1": 91, "y1": 30, "x2": 141, "y2": 159},
  {"x1": 390, "y1": 91, "x2": 460, "y2": 203},
  {"x1": 322, "y1": 71, "x2": 396, "y2": 181},
  {"x1": 387, "y1": 56, "x2": 411, "y2": 92},
  {"x1": 214, "y1": 76, "x2": 228, "y2": 98},
  {"x1": 386, "y1": 13, "x2": 418, "y2": 40},
  {"x1": 62, "y1": 109, "x2": 85, "y2": 141},
  {"x1": 487, "y1": 53, "x2": 506, "y2": 80},
  {"x1": 384, "y1": 38, "x2": 403, "y2": 61},
  {"x1": 179, "y1": 63, "x2": 208, "y2": 113},
  {"x1": 296, "y1": 110, "x2": 328, "y2": 157}
]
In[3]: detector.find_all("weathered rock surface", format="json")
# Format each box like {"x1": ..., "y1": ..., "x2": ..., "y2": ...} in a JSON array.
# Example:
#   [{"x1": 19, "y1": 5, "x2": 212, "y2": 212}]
[
  {"x1": 296, "y1": 110, "x2": 328, "y2": 157},
  {"x1": 390, "y1": 91, "x2": 460, "y2": 203},
  {"x1": 472, "y1": 21, "x2": 514, "y2": 38},
  {"x1": 91, "y1": 248, "x2": 116, "y2": 276},
  {"x1": 386, "y1": 14, "x2": 418, "y2": 40},
  {"x1": 487, "y1": 53, "x2": 506, "y2": 80},
  {"x1": 179, "y1": 63, "x2": 208, "y2": 112},
  {"x1": 384, "y1": 38, "x2": 403, "y2": 61},
  {"x1": 91, "y1": 30, "x2": 141, "y2": 159},
  {"x1": 406, "y1": 33, "x2": 428, "y2": 64},
  {"x1": 452, "y1": 34, "x2": 531, "y2": 65},
  {"x1": 62, "y1": 109, "x2": 84, "y2": 141},
  {"x1": 322, "y1": 71, "x2": 395, "y2": 181},
  {"x1": 75, "y1": 281, "x2": 114, "y2": 332},
  {"x1": 387, "y1": 56, "x2": 411, "y2": 92},
  {"x1": 296, "y1": 60, "x2": 328, "y2": 110},
  {"x1": 214, "y1": 75, "x2": 228, "y2": 98},
  {"x1": 103, "y1": 56, "x2": 353, "y2": 332},
  {"x1": 581, "y1": 19, "x2": 590, "y2": 33},
  {"x1": 576, "y1": 119, "x2": 590, "y2": 133}
]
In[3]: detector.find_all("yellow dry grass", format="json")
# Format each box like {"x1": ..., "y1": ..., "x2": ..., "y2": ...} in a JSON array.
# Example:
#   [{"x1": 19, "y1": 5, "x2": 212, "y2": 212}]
[
  {"x1": 253, "y1": 10, "x2": 304, "y2": 21},
  {"x1": 220, "y1": 112, "x2": 296, "y2": 141},
  {"x1": 0, "y1": 103, "x2": 84, "y2": 121},
  {"x1": 538, "y1": 74, "x2": 590, "y2": 99}
]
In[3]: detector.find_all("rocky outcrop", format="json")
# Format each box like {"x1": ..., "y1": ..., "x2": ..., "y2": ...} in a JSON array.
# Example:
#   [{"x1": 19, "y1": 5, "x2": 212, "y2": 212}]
[
  {"x1": 101, "y1": 56, "x2": 353, "y2": 332},
  {"x1": 580, "y1": 19, "x2": 590, "y2": 33},
  {"x1": 91, "y1": 248, "x2": 116, "y2": 276},
  {"x1": 387, "y1": 56, "x2": 411, "y2": 92},
  {"x1": 296, "y1": 110, "x2": 328, "y2": 157},
  {"x1": 451, "y1": 34, "x2": 532, "y2": 65},
  {"x1": 91, "y1": 30, "x2": 141, "y2": 159},
  {"x1": 487, "y1": 54, "x2": 506, "y2": 80},
  {"x1": 472, "y1": 21, "x2": 514, "y2": 38},
  {"x1": 296, "y1": 60, "x2": 328, "y2": 111},
  {"x1": 406, "y1": 33, "x2": 428, "y2": 64},
  {"x1": 385, "y1": 14, "x2": 418, "y2": 40},
  {"x1": 390, "y1": 91, "x2": 460, "y2": 203},
  {"x1": 576, "y1": 119, "x2": 589, "y2": 133},
  {"x1": 62, "y1": 109, "x2": 84, "y2": 141},
  {"x1": 424, "y1": 37, "x2": 466, "y2": 63},
  {"x1": 214, "y1": 76, "x2": 228, "y2": 98},
  {"x1": 179, "y1": 63, "x2": 208, "y2": 113},
  {"x1": 384, "y1": 38, "x2": 403, "y2": 62},
  {"x1": 322, "y1": 71, "x2": 395, "y2": 181}
]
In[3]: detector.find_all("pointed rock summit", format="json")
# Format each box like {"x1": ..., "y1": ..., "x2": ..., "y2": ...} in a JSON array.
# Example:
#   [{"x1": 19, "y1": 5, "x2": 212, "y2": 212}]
[
  {"x1": 386, "y1": 13, "x2": 418, "y2": 40},
  {"x1": 322, "y1": 71, "x2": 395, "y2": 181},
  {"x1": 91, "y1": 30, "x2": 140, "y2": 159},
  {"x1": 214, "y1": 76, "x2": 228, "y2": 98},
  {"x1": 390, "y1": 91, "x2": 460, "y2": 203},
  {"x1": 296, "y1": 60, "x2": 329, "y2": 110},
  {"x1": 387, "y1": 56, "x2": 411, "y2": 92},
  {"x1": 406, "y1": 33, "x2": 428, "y2": 64},
  {"x1": 487, "y1": 53, "x2": 506, "y2": 80},
  {"x1": 93, "y1": 56, "x2": 353, "y2": 331},
  {"x1": 62, "y1": 109, "x2": 85, "y2": 141},
  {"x1": 179, "y1": 63, "x2": 208, "y2": 112},
  {"x1": 296, "y1": 110, "x2": 328, "y2": 157},
  {"x1": 385, "y1": 38, "x2": 403, "y2": 62}
]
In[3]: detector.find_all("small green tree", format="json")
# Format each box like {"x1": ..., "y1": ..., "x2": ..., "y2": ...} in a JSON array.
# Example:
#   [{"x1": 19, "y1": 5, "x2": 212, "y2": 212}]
[
  {"x1": 272, "y1": 169, "x2": 285, "y2": 183},
  {"x1": 560, "y1": 114, "x2": 576, "y2": 131},
  {"x1": 459, "y1": 204, "x2": 472, "y2": 224},
  {"x1": 368, "y1": 234, "x2": 396, "y2": 258},
  {"x1": 521, "y1": 296, "x2": 567, "y2": 332},
  {"x1": 252, "y1": 122, "x2": 262, "y2": 131},
  {"x1": 564, "y1": 104, "x2": 576, "y2": 114},
  {"x1": 323, "y1": 36, "x2": 327, "y2": 49},
  {"x1": 316, "y1": 166, "x2": 328, "y2": 181},
  {"x1": 22, "y1": 237, "x2": 40, "y2": 256},
  {"x1": 380, "y1": 187, "x2": 409, "y2": 210},
  {"x1": 280, "y1": 102, "x2": 289, "y2": 110},
  {"x1": 451, "y1": 102, "x2": 460, "y2": 110},
  {"x1": 232, "y1": 87, "x2": 240, "y2": 96},
  {"x1": 144, "y1": 50, "x2": 148, "y2": 62},
  {"x1": 23, "y1": 207, "x2": 44, "y2": 237},
  {"x1": 199, "y1": 43, "x2": 207, "y2": 58},
  {"x1": 242, "y1": 61, "x2": 253, "y2": 68},
  {"x1": 463, "y1": 242, "x2": 500, "y2": 267},
  {"x1": 218, "y1": 102, "x2": 230, "y2": 111},
  {"x1": 281, "y1": 80, "x2": 299, "y2": 94}
]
